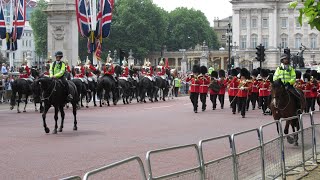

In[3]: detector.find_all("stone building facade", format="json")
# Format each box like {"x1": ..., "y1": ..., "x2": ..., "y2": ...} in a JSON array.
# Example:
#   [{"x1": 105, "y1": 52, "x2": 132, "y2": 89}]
[{"x1": 231, "y1": 0, "x2": 320, "y2": 69}]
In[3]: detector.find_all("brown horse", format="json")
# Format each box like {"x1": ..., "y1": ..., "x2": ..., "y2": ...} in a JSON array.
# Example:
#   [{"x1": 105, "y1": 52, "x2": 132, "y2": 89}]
[{"x1": 270, "y1": 79, "x2": 306, "y2": 146}]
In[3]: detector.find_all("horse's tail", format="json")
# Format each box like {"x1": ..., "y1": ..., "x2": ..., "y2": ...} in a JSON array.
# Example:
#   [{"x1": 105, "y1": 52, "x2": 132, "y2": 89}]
[{"x1": 10, "y1": 81, "x2": 18, "y2": 107}]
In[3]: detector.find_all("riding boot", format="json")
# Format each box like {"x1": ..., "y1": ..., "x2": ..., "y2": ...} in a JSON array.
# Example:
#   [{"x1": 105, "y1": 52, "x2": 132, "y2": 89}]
[{"x1": 61, "y1": 78, "x2": 73, "y2": 101}]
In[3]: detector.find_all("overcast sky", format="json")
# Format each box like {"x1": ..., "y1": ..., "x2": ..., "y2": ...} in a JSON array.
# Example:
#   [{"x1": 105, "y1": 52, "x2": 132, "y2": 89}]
[{"x1": 152, "y1": 0, "x2": 233, "y2": 26}]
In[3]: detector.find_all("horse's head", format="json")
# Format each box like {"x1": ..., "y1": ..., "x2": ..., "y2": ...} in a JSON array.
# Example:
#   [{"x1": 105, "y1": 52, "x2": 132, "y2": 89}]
[
  {"x1": 271, "y1": 79, "x2": 286, "y2": 98},
  {"x1": 32, "y1": 79, "x2": 42, "y2": 101},
  {"x1": 114, "y1": 65, "x2": 122, "y2": 76},
  {"x1": 165, "y1": 68, "x2": 171, "y2": 77}
]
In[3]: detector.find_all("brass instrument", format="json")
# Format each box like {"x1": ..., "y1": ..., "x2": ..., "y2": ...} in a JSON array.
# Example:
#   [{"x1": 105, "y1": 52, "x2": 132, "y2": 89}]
[{"x1": 239, "y1": 79, "x2": 249, "y2": 90}]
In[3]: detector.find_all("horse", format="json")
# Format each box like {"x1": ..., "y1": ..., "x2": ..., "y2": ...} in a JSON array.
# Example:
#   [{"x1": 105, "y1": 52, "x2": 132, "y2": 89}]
[
  {"x1": 129, "y1": 69, "x2": 140, "y2": 103},
  {"x1": 71, "y1": 78, "x2": 88, "y2": 108},
  {"x1": 30, "y1": 67, "x2": 44, "y2": 112},
  {"x1": 97, "y1": 74, "x2": 119, "y2": 107},
  {"x1": 85, "y1": 69, "x2": 100, "y2": 107},
  {"x1": 34, "y1": 77, "x2": 78, "y2": 134},
  {"x1": 114, "y1": 65, "x2": 132, "y2": 104},
  {"x1": 270, "y1": 79, "x2": 306, "y2": 146},
  {"x1": 154, "y1": 69, "x2": 170, "y2": 102},
  {"x1": 10, "y1": 79, "x2": 33, "y2": 113},
  {"x1": 139, "y1": 74, "x2": 154, "y2": 103}
]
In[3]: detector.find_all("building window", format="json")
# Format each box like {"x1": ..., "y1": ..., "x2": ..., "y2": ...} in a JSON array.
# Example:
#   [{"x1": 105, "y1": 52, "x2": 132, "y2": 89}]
[
  {"x1": 241, "y1": 18, "x2": 247, "y2": 29},
  {"x1": 22, "y1": 40, "x2": 24, "y2": 46},
  {"x1": 296, "y1": 17, "x2": 301, "y2": 28},
  {"x1": 262, "y1": 18, "x2": 268, "y2": 28},
  {"x1": 295, "y1": 35, "x2": 302, "y2": 49},
  {"x1": 262, "y1": 36, "x2": 269, "y2": 48},
  {"x1": 221, "y1": 34, "x2": 226, "y2": 40},
  {"x1": 310, "y1": 35, "x2": 317, "y2": 49},
  {"x1": 6, "y1": 53, "x2": 9, "y2": 58},
  {"x1": 240, "y1": 35, "x2": 247, "y2": 49},
  {"x1": 281, "y1": 18, "x2": 288, "y2": 28},
  {"x1": 29, "y1": 40, "x2": 31, "y2": 47},
  {"x1": 13, "y1": 53, "x2": 15, "y2": 59},
  {"x1": 281, "y1": 37, "x2": 288, "y2": 48},
  {"x1": 251, "y1": 35, "x2": 257, "y2": 48},
  {"x1": 251, "y1": 18, "x2": 257, "y2": 28}
]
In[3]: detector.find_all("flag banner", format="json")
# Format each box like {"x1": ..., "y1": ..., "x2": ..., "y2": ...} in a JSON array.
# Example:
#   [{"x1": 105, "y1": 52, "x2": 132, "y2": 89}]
[
  {"x1": 100, "y1": 0, "x2": 113, "y2": 38},
  {"x1": 75, "y1": 0, "x2": 91, "y2": 37},
  {"x1": 94, "y1": 39, "x2": 102, "y2": 60},
  {"x1": 12, "y1": 0, "x2": 26, "y2": 42},
  {"x1": 0, "y1": 0, "x2": 6, "y2": 39},
  {"x1": 6, "y1": 33, "x2": 17, "y2": 51}
]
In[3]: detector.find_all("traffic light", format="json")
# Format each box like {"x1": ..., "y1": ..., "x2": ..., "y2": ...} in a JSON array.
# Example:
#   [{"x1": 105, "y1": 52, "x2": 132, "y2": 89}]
[
  {"x1": 284, "y1": 47, "x2": 290, "y2": 58},
  {"x1": 231, "y1": 56, "x2": 235, "y2": 66},
  {"x1": 261, "y1": 45, "x2": 265, "y2": 62},
  {"x1": 256, "y1": 45, "x2": 261, "y2": 61}
]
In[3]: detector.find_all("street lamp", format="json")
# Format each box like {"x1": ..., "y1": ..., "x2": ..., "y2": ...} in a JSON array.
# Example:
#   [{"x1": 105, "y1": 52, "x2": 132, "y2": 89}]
[{"x1": 226, "y1": 23, "x2": 232, "y2": 70}]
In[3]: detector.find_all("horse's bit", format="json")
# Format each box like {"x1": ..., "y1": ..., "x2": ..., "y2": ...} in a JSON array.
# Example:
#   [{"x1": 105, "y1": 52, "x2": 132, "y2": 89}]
[{"x1": 41, "y1": 80, "x2": 57, "y2": 101}]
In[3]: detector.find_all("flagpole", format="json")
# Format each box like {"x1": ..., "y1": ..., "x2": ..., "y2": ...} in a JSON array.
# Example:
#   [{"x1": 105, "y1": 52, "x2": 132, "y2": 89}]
[
  {"x1": 91, "y1": 0, "x2": 97, "y2": 65},
  {"x1": 8, "y1": 0, "x2": 13, "y2": 68}
]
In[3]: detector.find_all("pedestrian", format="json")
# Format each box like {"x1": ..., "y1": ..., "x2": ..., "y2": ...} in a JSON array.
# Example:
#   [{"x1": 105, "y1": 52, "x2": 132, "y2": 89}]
[
  {"x1": 174, "y1": 75, "x2": 181, "y2": 97},
  {"x1": 198, "y1": 66, "x2": 210, "y2": 111},
  {"x1": 218, "y1": 70, "x2": 228, "y2": 109},
  {"x1": 1, "y1": 63, "x2": 8, "y2": 75},
  {"x1": 228, "y1": 69, "x2": 239, "y2": 114},
  {"x1": 186, "y1": 65, "x2": 200, "y2": 113},
  {"x1": 209, "y1": 71, "x2": 219, "y2": 110}
]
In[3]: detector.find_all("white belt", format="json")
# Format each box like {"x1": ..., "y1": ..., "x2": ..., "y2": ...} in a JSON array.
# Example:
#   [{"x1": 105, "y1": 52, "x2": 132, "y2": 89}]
[
  {"x1": 259, "y1": 88, "x2": 267, "y2": 90},
  {"x1": 191, "y1": 84, "x2": 199, "y2": 86},
  {"x1": 200, "y1": 85, "x2": 209, "y2": 87},
  {"x1": 303, "y1": 90, "x2": 311, "y2": 92},
  {"x1": 230, "y1": 88, "x2": 238, "y2": 90}
]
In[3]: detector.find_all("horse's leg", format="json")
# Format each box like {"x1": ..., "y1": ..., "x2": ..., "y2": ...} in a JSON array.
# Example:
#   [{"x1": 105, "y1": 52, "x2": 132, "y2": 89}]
[
  {"x1": 93, "y1": 90, "x2": 97, "y2": 107},
  {"x1": 72, "y1": 102, "x2": 78, "y2": 131},
  {"x1": 58, "y1": 105, "x2": 65, "y2": 132},
  {"x1": 52, "y1": 106, "x2": 59, "y2": 134},
  {"x1": 293, "y1": 118, "x2": 300, "y2": 146},
  {"x1": 17, "y1": 93, "x2": 22, "y2": 113},
  {"x1": 80, "y1": 93, "x2": 84, "y2": 107},
  {"x1": 23, "y1": 94, "x2": 28, "y2": 112},
  {"x1": 86, "y1": 92, "x2": 89, "y2": 108},
  {"x1": 40, "y1": 102, "x2": 44, "y2": 113},
  {"x1": 42, "y1": 105, "x2": 50, "y2": 133},
  {"x1": 149, "y1": 88, "x2": 154, "y2": 102},
  {"x1": 34, "y1": 101, "x2": 38, "y2": 112}
]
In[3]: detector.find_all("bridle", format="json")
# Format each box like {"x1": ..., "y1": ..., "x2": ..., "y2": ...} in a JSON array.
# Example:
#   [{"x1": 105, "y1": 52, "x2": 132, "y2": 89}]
[
  {"x1": 41, "y1": 79, "x2": 57, "y2": 101},
  {"x1": 272, "y1": 85, "x2": 290, "y2": 111}
]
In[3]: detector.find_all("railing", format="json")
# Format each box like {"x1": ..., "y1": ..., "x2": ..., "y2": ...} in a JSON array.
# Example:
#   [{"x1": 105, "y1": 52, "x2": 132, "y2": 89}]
[{"x1": 60, "y1": 112, "x2": 320, "y2": 180}]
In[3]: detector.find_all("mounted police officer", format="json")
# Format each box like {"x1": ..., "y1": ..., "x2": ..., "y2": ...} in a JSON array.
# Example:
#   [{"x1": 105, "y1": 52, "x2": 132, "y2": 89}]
[
  {"x1": 49, "y1": 51, "x2": 73, "y2": 101},
  {"x1": 273, "y1": 53, "x2": 303, "y2": 111}
]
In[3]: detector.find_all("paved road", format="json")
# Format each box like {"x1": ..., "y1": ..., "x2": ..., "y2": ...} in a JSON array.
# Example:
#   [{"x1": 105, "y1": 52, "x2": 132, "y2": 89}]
[{"x1": 0, "y1": 96, "x2": 277, "y2": 179}]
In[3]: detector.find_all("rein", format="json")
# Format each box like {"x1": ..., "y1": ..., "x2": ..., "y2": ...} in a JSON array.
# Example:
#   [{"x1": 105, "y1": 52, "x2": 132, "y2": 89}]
[
  {"x1": 41, "y1": 80, "x2": 57, "y2": 101},
  {"x1": 272, "y1": 87, "x2": 290, "y2": 111}
]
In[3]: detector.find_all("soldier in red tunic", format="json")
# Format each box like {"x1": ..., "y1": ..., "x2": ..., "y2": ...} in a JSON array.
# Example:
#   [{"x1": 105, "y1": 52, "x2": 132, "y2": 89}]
[
  {"x1": 303, "y1": 73, "x2": 312, "y2": 112},
  {"x1": 85, "y1": 59, "x2": 98, "y2": 83},
  {"x1": 198, "y1": 66, "x2": 210, "y2": 111},
  {"x1": 310, "y1": 70, "x2": 319, "y2": 111},
  {"x1": 258, "y1": 69, "x2": 271, "y2": 115},
  {"x1": 250, "y1": 69, "x2": 259, "y2": 110},
  {"x1": 237, "y1": 68, "x2": 251, "y2": 118},
  {"x1": 218, "y1": 70, "x2": 228, "y2": 109},
  {"x1": 121, "y1": 59, "x2": 129, "y2": 78},
  {"x1": 228, "y1": 69, "x2": 239, "y2": 114},
  {"x1": 186, "y1": 65, "x2": 200, "y2": 113},
  {"x1": 209, "y1": 71, "x2": 219, "y2": 110},
  {"x1": 19, "y1": 63, "x2": 31, "y2": 79}
]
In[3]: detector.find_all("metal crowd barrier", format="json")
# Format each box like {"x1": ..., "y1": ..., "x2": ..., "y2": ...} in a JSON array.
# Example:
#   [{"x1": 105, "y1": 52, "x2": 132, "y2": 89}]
[{"x1": 60, "y1": 112, "x2": 320, "y2": 180}]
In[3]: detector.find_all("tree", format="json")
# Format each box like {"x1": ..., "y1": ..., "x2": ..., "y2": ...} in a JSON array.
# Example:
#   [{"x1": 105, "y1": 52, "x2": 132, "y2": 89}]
[
  {"x1": 165, "y1": 7, "x2": 219, "y2": 51},
  {"x1": 30, "y1": 0, "x2": 48, "y2": 58},
  {"x1": 289, "y1": 0, "x2": 320, "y2": 30}
]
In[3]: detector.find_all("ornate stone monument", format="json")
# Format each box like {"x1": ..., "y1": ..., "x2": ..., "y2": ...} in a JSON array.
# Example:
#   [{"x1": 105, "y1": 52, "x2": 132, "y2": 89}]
[
  {"x1": 45, "y1": 0, "x2": 78, "y2": 66},
  {"x1": 26, "y1": 51, "x2": 32, "y2": 67},
  {"x1": 179, "y1": 49, "x2": 187, "y2": 74},
  {"x1": 128, "y1": 49, "x2": 134, "y2": 65},
  {"x1": 200, "y1": 41, "x2": 208, "y2": 67}
]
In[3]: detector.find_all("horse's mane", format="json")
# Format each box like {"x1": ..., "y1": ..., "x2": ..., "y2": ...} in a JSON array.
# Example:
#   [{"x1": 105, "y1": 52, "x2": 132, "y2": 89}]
[{"x1": 272, "y1": 79, "x2": 284, "y2": 89}]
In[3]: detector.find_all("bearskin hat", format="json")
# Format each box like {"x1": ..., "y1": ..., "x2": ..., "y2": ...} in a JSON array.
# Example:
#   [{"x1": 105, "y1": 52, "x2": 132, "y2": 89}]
[
  {"x1": 240, "y1": 68, "x2": 250, "y2": 79},
  {"x1": 251, "y1": 69, "x2": 259, "y2": 77},
  {"x1": 257, "y1": 67, "x2": 261, "y2": 73},
  {"x1": 311, "y1": 70, "x2": 318, "y2": 78},
  {"x1": 192, "y1": 65, "x2": 200, "y2": 74},
  {"x1": 260, "y1": 69, "x2": 269, "y2": 78},
  {"x1": 231, "y1": 69, "x2": 238, "y2": 76},
  {"x1": 218, "y1": 69, "x2": 225, "y2": 78},
  {"x1": 317, "y1": 73, "x2": 320, "y2": 81},
  {"x1": 200, "y1": 66, "x2": 208, "y2": 75},
  {"x1": 295, "y1": 70, "x2": 302, "y2": 79},
  {"x1": 304, "y1": 73, "x2": 311, "y2": 81},
  {"x1": 306, "y1": 69, "x2": 311, "y2": 74},
  {"x1": 211, "y1": 71, "x2": 218, "y2": 78}
]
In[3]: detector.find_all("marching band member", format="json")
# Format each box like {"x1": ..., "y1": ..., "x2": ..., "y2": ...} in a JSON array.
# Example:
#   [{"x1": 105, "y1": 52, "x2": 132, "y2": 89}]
[
  {"x1": 209, "y1": 70, "x2": 219, "y2": 110},
  {"x1": 218, "y1": 70, "x2": 228, "y2": 109},
  {"x1": 258, "y1": 69, "x2": 271, "y2": 115},
  {"x1": 237, "y1": 68, "x2": 251, "y2": 118},
  {"x1": 250, "y1": 69, "x2": 259, "y2": 110},
  {"x1": 245, "y1": 73, "x2": 253, "y2": 111},
  {"x1": 186, "y1": 65, "x2": 200, "y2": 113},
  {"x1": 228, "y1": 69, "x2": 239, "y2": 114},
  {"x1": 294, "y1": 71, "x2": 304, "y2": 90},
  {"x1": 198, "y1": 66, "x2": 210, "y2": 111},
  {"x1": 310, "y1": 70, "x2": 319, "y2": 111},
  {"x1": 303, "y1": 73, "x2": 312, "y2": 112}
]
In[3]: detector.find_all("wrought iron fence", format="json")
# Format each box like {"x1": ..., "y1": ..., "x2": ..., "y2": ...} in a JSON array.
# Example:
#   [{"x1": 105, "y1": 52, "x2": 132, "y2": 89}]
[{"x1": 60, "y1": 112, "x2": 320, "y2": 180}]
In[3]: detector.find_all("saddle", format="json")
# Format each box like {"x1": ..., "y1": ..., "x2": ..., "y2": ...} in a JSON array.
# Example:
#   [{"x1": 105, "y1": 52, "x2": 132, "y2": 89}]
[
  {"x1": 119, "y1": 77, "x2": 128, "y2": 81},
  {"x1": 288, "y1": 87, "x2": 306, "y2": 112},
  {"x1": 22, "y1": 78, "x2": 33, "y2": 84}
]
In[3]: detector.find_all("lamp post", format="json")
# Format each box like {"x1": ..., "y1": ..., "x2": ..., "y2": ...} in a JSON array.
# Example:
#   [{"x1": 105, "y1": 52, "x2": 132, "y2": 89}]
[
  {"x1": 312, "y1": 51, "x2": 316, "y2": 65},
  {"x1": 226, "y1": 23, "x2": 232, "y2": 71}
]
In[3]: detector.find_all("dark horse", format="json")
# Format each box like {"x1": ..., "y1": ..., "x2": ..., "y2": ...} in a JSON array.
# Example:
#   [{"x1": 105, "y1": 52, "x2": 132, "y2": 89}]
[
  {"x1": 34, "y1": 77, "x2": 78, "y2": 134},
  {"x1": 129, "y1": 68, "x2": 140, "y2": 103},
  {"x1": 154, "y1": 69, "x2": 170, "y2": 102},
  {"x1": 97, "y1": 74, "x2": 119, "y2": 107},
  {"x1": 270, "y1": 79, "x2": 306, "y2": 146},
  {"x1": 10, "y1": 79, "x2": 33, "y2": 113},
  {"x1": 85, "y1": 69, "x2": 99, "y2": 107},
  {"x1": 71, "y1": 78, "x2": 88, "y2": 108},
  {"x1": 139, "y1": 75, "x2": 154, "y2": 103},
  {"x1": 114, "y1": 65, "x2": 131, "y2": 104}
]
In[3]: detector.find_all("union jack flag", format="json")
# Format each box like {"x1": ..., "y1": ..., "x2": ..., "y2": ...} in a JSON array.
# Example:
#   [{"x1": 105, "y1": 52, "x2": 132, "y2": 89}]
[
  {"x1": 0, "y1": 0, "x2": 6, "y2": 39},
  {"x1": 75, "y1": 0, "x2": 91, "y2": 38},
  {"x1": 12, "y1": 0, "x2": 26, "y2": 42},
  {"x1": 99, "y1": 0, "x2": 113, "y2": 38}
]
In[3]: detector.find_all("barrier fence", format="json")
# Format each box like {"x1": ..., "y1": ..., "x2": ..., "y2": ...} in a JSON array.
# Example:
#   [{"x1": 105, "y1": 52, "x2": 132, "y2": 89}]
[{"x1": 60, "y1": 112, "x2": 320, "y2": 180}]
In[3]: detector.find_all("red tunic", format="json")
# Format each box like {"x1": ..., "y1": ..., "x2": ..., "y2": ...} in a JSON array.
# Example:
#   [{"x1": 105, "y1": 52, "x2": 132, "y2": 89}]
[
  {"x1": 310, "y1": 81, "x2": 319, "y2": 98},
  {"x1": 74, "y1": 73, "x2": 84, "y2": 78},
  {"x1": 303, "y1": 82, "x2": 312, "y2": 98},
  {"x1": 89, "y1": 64, "x2": 96, "y2": 71},
  {"x1": 237, "y1": 80, "x2": 251, "y2": 97},
  {"x1": 198, "y1": 75, "x2": 210, "y2": 94},
  {"x1": 209, "y1": 79, "x2": 219, "y2": 95},
  {"x1": 157, "y1": 66, "x2": 166, "y2": 76},
  {"x1": 186, "y1": 77, "x2": 199, "y2": 93},
  {"x1": 19, "y1": 74, "x2": 29, "y2": 78},
  {"x1": 121, "y1": 66, "x2": 129, "y2": 77},
  {"x1": 251, "y1": 79, "x2": 259, "y2": 93},
  {"x1": 66, "y1": 65, "x2": 71, "y2": 73},
  {"x1": 103, "y1": 65, "x2": 114, "y2": 75},
  {"x1": 43, "y1": 71, "x2": 50, "y2": 76},
  {"x1": 258, "y1": 80, "x2": 271, "y2": 97},
  {"x1": 228, "y1": 77, "x2": 239, "y2": 96},
  {"x1": 218, "y1": 79, "x2": 228, "y2": 95}
]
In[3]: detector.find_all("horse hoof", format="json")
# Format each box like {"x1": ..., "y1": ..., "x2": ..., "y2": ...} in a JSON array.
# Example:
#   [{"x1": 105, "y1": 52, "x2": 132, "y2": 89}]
[
  {"x1": 100, "y1": 105, "x2": 102, "y2": 107},
  {"x1": 23, "y1": 110, "x2": 26, "y2": 113},
  {"x1": 73, "y1": 126, "x2": 77, "y2": 131},
  {"x1": 94, "y1": 104, "x2": 97, "y2": 107},
  {"x1": 86, "y1": 106, "x2": 89, "y2": 108},
  {"x1": 52, "y1": 129, "x2": 57, "y2": 134},
  {"x1": 81, "y1": 105, "x2": 84, "y2": 107},
  {"x1": 45, "y1": 128, "x2": 50, "y2": 134},
  {"x1": 35, "y1": 109, "x2": 38, "y2": 112},
  {"x1": 108, "y1": 104, "x2": 110, "y2": 106},
  {"x1": 58, "y1": 128, "x2": 63, "y2": 132},
  {"x1": 10, "y1": 107, "x2": 13, "y2": 110},
  {"x1": 17, "y1": 111, "x2": 21, "y2": 113}
]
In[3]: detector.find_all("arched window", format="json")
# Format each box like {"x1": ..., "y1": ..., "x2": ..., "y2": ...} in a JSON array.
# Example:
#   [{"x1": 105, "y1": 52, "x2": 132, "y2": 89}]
[
  {"x1": 295, "y1": 33, "x2": 303, "y2": 49},
  {"x1": 310, "y1": 33, "x2": 317, "y2": 49},
  {"x1": 280, "y1": 33, "x2": 288, "y2": 48},
  {"x1": 251, "y1": 34, "x2": 258, "y2": 48}
]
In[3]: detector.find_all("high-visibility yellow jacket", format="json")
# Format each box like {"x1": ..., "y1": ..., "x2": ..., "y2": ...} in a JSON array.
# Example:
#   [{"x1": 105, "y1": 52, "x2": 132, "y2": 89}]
[
  {"x1": 49, "y1": 61, "x2": 66, "y2": 78},
  {"x1": 273, "y1": 64, "x2": 296, "y2": 85},
  {"x1": 174, "y1": 78, "x2": 181, "y2": 88}
]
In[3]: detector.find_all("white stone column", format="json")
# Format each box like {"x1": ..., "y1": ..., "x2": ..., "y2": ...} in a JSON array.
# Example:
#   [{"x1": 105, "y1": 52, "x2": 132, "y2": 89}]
[
  {"x1": 233, "y1": 10, "x2": 240, "y2": 46},
  {"x1": 271, "y1": 7, "x2": 278, "y2": 49},
  {"x1": 175, "y1": 58, "x2": 178, "y2": 69},
  {"x1": 221, "y1": 57, "x2": 224, "y2": 70}
]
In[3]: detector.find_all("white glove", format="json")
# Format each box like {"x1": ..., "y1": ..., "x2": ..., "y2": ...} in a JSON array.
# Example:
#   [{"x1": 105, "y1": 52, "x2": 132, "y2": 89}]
[{"x1": 240, "y1": 87, "x2": 245, "y2": 90}]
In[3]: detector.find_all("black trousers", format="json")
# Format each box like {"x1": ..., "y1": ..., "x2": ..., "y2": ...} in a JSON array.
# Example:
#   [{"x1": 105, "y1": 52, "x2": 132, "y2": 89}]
[
  {"x1": 174, "y1": 87, "x2": 179, "y2": 97},
  {"x1": 306, "y1": 98, "x2": 316, "y2": 112},
  {"x1": 218, "y1": 94, "x2": 225, "y2": 108},
  {"x1": 259, "y1": 96, "x2": 269, "y2": 113},
  {"x1": 311, "y1": 97, "x2": 316, "y2": 111},
  {"x1": 229, "y1": 96, "x2": 237, "y2": 113},
  {"x1": 238, "y1": 97, "x2": 247, "y2": 116},
  {"x1": 210, "y1": 94, "x2": 217, "y2": 109},
  {"x1": 200, "y1": 93, "x2": 207, "y2": 110},
  {"x1": 250, "y1": 92, "x2": 258, "y2": 109},
  {"x1": 246, "y1": 94, "x2": 251, "y2": 110},
  {"x1": 190, "y1": 92, "x2": 199, "y2": 111}
]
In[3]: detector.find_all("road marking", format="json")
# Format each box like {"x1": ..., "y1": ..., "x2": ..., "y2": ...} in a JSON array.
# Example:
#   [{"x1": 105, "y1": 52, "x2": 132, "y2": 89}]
[{"x1": 144, "y1": 105, "x2": 173, "y2": 110}]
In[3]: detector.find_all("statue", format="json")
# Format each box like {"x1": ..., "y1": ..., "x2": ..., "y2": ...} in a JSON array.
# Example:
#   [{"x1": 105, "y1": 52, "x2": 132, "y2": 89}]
[{"x1": 292, "y1": 44, "x2": 306, "y2": 68}]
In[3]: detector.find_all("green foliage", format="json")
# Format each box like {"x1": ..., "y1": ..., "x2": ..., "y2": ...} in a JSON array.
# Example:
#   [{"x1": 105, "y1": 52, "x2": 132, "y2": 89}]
[
  {"x1": 30, "y1": 0, "x2": 48, "y2": 58},
  {"x1": 289, "y1": 0, "x2": 320, "y2": 30}
]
